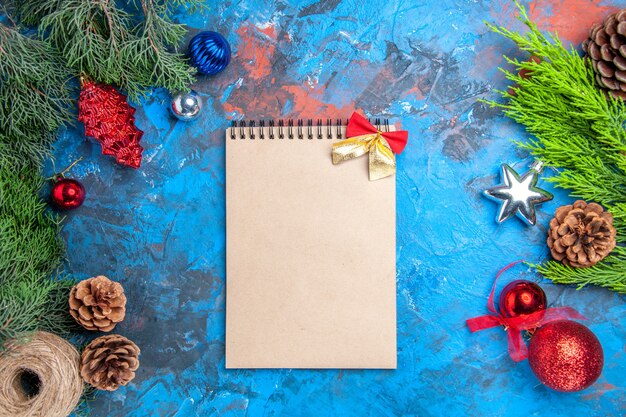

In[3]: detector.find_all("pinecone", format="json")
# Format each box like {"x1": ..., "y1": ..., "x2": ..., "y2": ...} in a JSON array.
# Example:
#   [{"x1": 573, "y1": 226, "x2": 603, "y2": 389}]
[
  {"x1": 81, "y1": 335, "x2": 140, "y2": 391},
  {"x1": 547, "y1": 200, "x2": 617, "y2": 268},
  {"x1": 583, "y1": 10, "x2": 626, "y2": 99},
  {"x1": 69, "y1": 275, "x2": 126, "y2": 332}
]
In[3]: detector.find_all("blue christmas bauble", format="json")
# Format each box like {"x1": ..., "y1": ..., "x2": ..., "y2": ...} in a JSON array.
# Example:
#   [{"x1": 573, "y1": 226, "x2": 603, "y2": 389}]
[{"x1": 188, "y1": 31, "x2": 231, "y2": 75}]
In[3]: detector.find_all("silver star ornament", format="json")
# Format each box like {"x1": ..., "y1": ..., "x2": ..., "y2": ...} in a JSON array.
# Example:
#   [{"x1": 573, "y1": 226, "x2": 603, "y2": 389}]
[{"x1": 483, "y1": 162, "x2": 553, "y2": 226}]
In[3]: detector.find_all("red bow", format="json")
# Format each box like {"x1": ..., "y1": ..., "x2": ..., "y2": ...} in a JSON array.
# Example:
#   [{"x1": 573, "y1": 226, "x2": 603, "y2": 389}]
[
  {"x1": 332, "y1": 112, "x2": 409, "y2": 180},
  {"x1": 466, "y1": 261, "x2": 586, "y2": 362},
  {"x1": 346, "y1": 112, "x2": 408, "y2": 154}
]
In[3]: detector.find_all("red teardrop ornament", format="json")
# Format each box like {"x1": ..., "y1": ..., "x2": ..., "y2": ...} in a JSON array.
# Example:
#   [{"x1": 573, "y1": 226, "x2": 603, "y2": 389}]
[{"x1": 78, "y1": 81, "x2": 144, "y2": 168}]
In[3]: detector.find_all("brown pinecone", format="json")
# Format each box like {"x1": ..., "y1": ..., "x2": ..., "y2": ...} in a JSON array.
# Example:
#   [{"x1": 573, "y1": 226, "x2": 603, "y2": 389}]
[
  {"x1": 69, "y1": 275, "x2": 126, "y2": 332},
  {"x1": 547, "y1": 200, "x2": 616, "y2": 268},
  {"x1": 583, "y1": 10, "x2": 626, "y2": 99},
  {"x1": 81, "y1": 335, "x2": 140, "y2": 391}
]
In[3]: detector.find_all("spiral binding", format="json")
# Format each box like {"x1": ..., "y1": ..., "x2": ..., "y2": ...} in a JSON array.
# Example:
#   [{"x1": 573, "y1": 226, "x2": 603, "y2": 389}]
[{"x1": 229, "y1": 118, "x2": 390, "y2": 140}]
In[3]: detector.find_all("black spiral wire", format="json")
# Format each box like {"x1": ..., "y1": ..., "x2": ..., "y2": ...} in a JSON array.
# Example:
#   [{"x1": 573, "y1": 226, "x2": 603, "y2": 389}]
[{"x1": 229, "y1": 118, "x2": 390, "y2": 139}]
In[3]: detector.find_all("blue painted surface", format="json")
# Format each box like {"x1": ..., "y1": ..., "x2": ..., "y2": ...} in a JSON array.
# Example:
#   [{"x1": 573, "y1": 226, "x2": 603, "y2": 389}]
[{"x1": 52, "y1": 1, "x2": 626, "y2": 416}]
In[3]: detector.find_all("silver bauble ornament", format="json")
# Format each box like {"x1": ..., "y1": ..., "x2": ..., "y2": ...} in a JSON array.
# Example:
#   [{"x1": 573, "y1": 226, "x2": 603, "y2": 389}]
[{"x1": 170, "y1": 90, "x2": 202, "y2": 121}]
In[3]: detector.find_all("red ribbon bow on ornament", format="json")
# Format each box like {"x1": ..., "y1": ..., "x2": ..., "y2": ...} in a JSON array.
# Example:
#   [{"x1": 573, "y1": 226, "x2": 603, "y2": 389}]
[
  {"x1": 466, "y1": 261, "x2": 586, "y2": 362},
  {"x1": 332, "y1": 112, "x2": 408, "y2": 180}
]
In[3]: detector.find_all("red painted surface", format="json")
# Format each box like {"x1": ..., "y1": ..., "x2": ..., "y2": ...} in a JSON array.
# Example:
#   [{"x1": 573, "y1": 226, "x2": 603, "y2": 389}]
[{"x1": 529, "y1": 0, "x2": 619, "y2": 43}]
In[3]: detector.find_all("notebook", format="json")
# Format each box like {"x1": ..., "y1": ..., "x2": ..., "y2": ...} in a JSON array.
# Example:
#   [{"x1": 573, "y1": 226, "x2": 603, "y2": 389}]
[{"x1": 225, "y1": 119, "x2": 396, "y2": 369}]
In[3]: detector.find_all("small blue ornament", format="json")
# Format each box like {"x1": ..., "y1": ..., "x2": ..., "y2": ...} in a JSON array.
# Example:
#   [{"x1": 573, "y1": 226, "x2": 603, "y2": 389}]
[{"x1": 188, "y1": 31, "x2": 231, "y2": 75}]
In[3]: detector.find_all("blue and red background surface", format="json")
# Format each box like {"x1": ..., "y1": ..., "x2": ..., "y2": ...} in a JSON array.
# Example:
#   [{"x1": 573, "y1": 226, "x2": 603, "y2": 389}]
[{"x1": 53, "y1": 0, "x2": 625, "y2": 415}]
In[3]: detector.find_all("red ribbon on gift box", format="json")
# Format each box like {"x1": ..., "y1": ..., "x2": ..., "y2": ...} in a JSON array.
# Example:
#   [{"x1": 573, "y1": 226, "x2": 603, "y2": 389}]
[{"x1": 466, "y1": 261, "x2": 587, "y2": 362}]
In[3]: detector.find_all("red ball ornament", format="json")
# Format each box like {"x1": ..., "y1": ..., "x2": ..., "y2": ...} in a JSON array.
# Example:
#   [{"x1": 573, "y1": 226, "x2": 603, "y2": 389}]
[
  {"x1": 51, "y1": 178, "x2": 86, "y2": 210},
  {"x1": 499, "y1": 280, "x2": 547, "y2": 318},
  {"x1": 529, "y1": 320, "x2": 604, "y2": 392}
]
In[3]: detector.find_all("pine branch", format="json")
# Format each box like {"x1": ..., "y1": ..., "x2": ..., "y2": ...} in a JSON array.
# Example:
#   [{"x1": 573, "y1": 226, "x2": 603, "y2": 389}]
[
  {"x1": 608, "y1": 202, "x2": 626, "y2": 244},
  {"x1": 35, "y1": 277, "x2": 79, "y2": 337},
  {"x1": 16, "y1": 0, "x2": 199, "y2": 100},
  {"x1": 0, "y1": 131, "x2": 56, "y2": 169},
  {"x1": 486, "y1": 1, "x2": 626, "y2": 293},
  {"x1": 0, "y1": 25, "x2": 74, "y2": 139},
  {"x1": 535, "y1": 247, "x2": 626, "y2": 293},
  {"x1": 4, "y1": 0, "x2": 64, "y2": 26},
  {"x1": 0, "y1": 165, "x2": 64, "y2": 285},
  {"x1": 0, "y1": 278, "x2": 76, "y2": 345},
  {"x1": 150, "y1": 0, "x2": 206, "y2": 14},
  {"x1": 0, "y1": 163, "x2": 68, "y2": 350}
]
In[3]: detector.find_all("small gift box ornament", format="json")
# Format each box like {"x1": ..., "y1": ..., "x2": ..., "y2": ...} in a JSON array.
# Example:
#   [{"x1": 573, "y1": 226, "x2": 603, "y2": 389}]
[{"x1": 332, "y1": 112, "x2": 408, "y2": 180}]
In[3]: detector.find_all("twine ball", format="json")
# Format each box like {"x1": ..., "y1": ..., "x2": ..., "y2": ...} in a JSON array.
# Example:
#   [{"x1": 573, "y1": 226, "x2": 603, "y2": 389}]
[
  {"x1": 188, "y1": 31, "x2": 231, "y2": 75},
  {"x1": 0, "y1": 332, "x2": 83, "y2": 417}
]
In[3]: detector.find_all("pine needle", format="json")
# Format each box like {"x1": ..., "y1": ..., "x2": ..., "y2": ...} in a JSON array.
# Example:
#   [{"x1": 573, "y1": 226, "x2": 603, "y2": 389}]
[
  {"x1": 0, "y1": 163, "x2": 69, "y2": 348},
  {"x1": 9, "y1": 0, "x2": 202, "y2": 101},
  {"x1": 0, "y1": 25, "x2": 74, "y2": 159}
]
